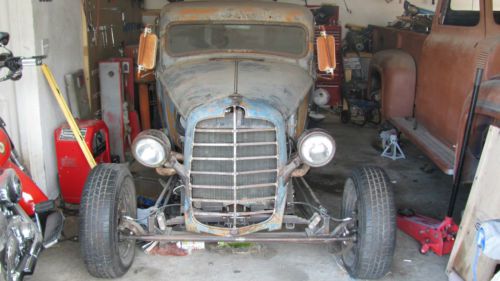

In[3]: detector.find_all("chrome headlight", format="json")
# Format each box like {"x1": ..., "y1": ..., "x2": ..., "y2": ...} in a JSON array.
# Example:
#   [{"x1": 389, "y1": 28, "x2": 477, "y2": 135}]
[
  {"x1": 0, "y1": 169, "x2": 22, "y2": 204},
  {"x1": 298, "y1": 129, "x2": 336, "y2": 167},
  {"x1": 132, "y1": 130, "x2": 171, "y2": 168}
]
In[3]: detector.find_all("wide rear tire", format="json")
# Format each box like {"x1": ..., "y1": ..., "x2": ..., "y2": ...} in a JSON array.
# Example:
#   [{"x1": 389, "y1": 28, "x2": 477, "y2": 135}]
[
  {"x1": 80, "y1": 164, "x2": 137, "y2": 278},
  {"x1": 341, "y1": 166, "x2": 396, "y2": 279}
]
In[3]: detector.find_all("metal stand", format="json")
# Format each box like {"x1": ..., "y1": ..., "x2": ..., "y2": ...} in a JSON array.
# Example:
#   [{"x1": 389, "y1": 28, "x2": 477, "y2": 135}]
[{"x1": 380, "y1": 130, "x2": 405, "y2": 160}]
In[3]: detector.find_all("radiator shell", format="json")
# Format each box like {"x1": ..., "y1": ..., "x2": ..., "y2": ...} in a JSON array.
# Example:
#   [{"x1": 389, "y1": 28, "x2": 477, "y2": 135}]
[{"x1": 183, "y1": 98, "x2": 288, "y2": 236}]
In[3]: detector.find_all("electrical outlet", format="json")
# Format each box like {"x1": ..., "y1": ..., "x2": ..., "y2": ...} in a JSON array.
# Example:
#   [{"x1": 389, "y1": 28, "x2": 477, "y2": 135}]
[{"x1": 41, "y1": 39, "x2": 49, "y2": 56}]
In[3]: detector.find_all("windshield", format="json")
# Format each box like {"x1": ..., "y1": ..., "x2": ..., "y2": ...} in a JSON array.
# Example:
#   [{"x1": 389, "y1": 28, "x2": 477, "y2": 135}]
[{"x1": 167, "y1": 23, "x2": 307, "y2": 57}]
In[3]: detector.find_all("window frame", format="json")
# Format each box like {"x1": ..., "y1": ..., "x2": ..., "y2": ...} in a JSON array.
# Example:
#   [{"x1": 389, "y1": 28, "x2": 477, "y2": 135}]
[
  {"x1": 441, "y1": 0, "x2": 482, "y2": 26},
  {"x1": 164, "y1": 21, "x2": 310, "y2": 59}
]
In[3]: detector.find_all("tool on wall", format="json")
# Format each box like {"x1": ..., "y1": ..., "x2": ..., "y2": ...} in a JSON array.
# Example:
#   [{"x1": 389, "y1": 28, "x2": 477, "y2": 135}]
[
  {"x1": 110, "y1": 24, "x2": 116, "y2": 47},
  {"x1": 100, "y1": 7, "x2": 126, "y2": 27},
  {"x1": 99, "y1": 25, "x2": 108, "y2": 47}
]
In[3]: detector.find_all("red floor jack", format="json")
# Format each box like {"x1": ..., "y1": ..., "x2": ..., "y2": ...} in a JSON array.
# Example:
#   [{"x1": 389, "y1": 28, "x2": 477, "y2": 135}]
[
  {"x1": 396, "y1": 67, "x2": 485, "y2": 256},
  {"x1": 397, "y1": 210, "x2": 459, "y2": 256}
]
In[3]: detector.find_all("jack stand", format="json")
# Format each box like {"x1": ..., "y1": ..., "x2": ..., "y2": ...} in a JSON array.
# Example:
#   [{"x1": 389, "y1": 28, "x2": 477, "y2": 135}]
[
  {"x1": 380, "y1": 130, "x2": 405, "y2": 160},
  {"x1": 397, "y1": 210, "x2": 458, "y2": 256}
]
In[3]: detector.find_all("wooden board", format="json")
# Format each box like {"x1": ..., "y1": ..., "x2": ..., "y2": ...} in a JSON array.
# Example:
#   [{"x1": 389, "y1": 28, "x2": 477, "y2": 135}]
[{"x1": 447, "y1": 125, "x2": 500, "y2": 281}]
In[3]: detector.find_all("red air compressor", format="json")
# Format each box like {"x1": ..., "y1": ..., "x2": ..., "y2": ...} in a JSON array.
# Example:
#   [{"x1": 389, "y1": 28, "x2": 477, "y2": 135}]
[{"x1": 55, "y1": 120, "x2": 111, "y2": 204}]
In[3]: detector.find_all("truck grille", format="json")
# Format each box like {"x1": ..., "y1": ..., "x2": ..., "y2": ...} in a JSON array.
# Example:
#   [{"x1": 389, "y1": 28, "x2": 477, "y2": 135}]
[{"x1": 190, "y1": 106, "x2": 278, "y2": 227}]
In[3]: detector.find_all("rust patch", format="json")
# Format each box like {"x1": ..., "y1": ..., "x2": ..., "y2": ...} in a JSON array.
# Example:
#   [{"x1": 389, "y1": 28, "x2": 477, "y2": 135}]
[
  {"x1": 178, "y1": 7, "x2": 219, "y2": 16},
  {"x1": 285, "y1": 10, "x2": 304, "y2": 22},
  {"x1": 148, "y1": 243, "x2": 188, "y2": 256},
  {"x1": 295, "y1": 97, "x2": 309, "y2": 138}
]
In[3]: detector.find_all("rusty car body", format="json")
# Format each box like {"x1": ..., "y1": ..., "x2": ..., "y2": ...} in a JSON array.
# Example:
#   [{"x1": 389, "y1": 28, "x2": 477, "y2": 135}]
[
  {"x1": 79, "y1": 2, "x2": 396, "y2": 279},
  {"x1": 370, "y1": 0, "x2": 500, "y2": 180}
]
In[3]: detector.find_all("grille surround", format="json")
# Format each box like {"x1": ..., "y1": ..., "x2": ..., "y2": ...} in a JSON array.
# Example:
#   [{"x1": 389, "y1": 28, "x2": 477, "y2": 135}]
[
  {"x1": 183, "y1": 98, "x2": 288, "y2": 236},
  {"x1": 189, "y1": 106, "x2": 278, "y2": 228}
]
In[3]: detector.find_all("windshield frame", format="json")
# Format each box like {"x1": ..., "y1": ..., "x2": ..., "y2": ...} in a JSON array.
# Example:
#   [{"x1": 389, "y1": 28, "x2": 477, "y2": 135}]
[{"x1": 164, "y1": 21, "x2": 310, "y2": 59}]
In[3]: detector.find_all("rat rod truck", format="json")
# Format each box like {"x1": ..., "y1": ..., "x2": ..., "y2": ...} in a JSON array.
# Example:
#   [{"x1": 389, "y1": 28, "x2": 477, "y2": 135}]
[
  {"x1": 79, "y1": 2, "x2": 396, "y2": 280},
  {"x1": 370, "y1": 0, "x2": 500, "y2": 184}
]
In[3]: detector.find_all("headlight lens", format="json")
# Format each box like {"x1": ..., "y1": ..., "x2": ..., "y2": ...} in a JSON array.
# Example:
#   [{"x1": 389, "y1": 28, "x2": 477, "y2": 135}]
[
  {"x1": 132, "y1": 130, "x2": 171, "y2": 168},
  {"x1": 0, "y1": 169, "x2": 22, "y2": 204},
  {"x1": 298, "y1": 129, "x2": 336, "y2": 167}
]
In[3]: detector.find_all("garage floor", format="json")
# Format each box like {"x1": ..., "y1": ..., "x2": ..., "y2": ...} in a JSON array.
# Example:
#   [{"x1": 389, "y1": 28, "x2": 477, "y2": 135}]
[{"x1": 33, "y1": 113, "x2": 466, "y2": 281}]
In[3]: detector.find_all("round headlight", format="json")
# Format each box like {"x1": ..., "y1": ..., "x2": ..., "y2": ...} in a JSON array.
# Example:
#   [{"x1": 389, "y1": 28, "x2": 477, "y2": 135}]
[
  {"x1": 298, "y1": 129, "x2": 336, "y2": 167},
  {"x1": 0, "y1": 169, "x2": 22, "y2": 204},
  {"x1": 132, "y1": 130, "x2": 171, "y2": 168}
]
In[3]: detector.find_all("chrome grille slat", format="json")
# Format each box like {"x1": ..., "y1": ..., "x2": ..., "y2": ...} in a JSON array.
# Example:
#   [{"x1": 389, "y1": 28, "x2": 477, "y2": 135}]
[
  {"x1": 232, "y1": 109, "x2": 238, "y2": 227},
  {"x1": 237, "y1": 169, "x2": 278, "y2": 175},
  {"x1": 193, "y1": 210, "x2": 274, "y2": 217},
  {"x1": 190, "y1": 106, "x2": 279, "y2": 228},
  {"x1": 192, "y1": 155, "x2": 278, "y2": 161},
  {"x1": 193, "y1": 142, "x2": 277, "y2": 147},
  {"x1": 191, "y1": 169, "x2": 278, "y2": 176},
  {"x1": 195, "y1": 128, "x2": 276, "y2": 133},
  {"x1": 192, "y1": 197, "x2": 276, "y2": 204},
  {"x1": 192, "y1": 183, "x2": 277, "y2": 190}
]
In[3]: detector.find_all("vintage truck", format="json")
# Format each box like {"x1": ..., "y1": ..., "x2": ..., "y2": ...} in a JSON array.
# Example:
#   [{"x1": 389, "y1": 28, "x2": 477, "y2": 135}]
[
  {"x1": 370, "y1": 0, "x2": 500, "y2": 182},
  {"x1": 79, "y1": 2, "x2": 396, "y2": 280}
]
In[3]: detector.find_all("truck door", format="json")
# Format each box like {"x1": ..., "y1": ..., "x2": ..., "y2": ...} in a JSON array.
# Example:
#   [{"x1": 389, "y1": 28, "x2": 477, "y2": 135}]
[
  {"x1": 487, "y1": 0, "x2": 500, "y2": 35},
  {"x1": 414, "y1": 0, "x2": 486, "y2": 148},
  {"x1": 484, "y1": 0, "x2": 500, "y2": 78}
]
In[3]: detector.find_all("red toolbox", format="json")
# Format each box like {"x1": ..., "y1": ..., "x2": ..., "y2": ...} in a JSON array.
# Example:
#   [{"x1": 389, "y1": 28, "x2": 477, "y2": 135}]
[{"x1": 55, "y1": 120, "x2": 111, "y2": 204}]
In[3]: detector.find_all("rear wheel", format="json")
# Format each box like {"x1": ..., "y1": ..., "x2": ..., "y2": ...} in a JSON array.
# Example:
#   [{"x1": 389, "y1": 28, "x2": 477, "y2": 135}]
[
  {"x1": 80, "y1": 164, "x2": 137, "y2": 278},
  {"x1": 341, "y1": 166, "x2": 396, "y2": 279}
]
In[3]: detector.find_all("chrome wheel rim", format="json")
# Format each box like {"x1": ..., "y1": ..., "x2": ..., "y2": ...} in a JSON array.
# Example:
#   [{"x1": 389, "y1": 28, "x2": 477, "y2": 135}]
[
  {"x1": 341, "y1": 178, "x2": 358, "y2": 268},
  {"x1": 117, "y1": 178, "x2": 135, "y2": 263}
]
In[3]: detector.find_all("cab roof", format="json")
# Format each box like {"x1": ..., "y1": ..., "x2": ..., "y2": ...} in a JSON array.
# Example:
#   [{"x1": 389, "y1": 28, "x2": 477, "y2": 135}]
[{"x1": 160, "y1": 1, "x2": 314, "y2": 33}]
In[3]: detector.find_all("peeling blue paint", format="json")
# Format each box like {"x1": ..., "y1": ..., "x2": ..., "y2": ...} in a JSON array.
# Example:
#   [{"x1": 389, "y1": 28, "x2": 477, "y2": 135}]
[{"x1": 182, "y1": 97, "x2": 288, "y2": 236}]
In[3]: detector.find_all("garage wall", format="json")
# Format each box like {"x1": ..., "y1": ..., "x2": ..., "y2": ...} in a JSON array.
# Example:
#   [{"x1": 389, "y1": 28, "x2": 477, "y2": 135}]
[
  {"x1": 0, "y1": 1, "x2": 47, "y2": 196},
  {"x1": 32, "y1": 0, "x2": 85, "y2": 199},
  {"x1": 144, "y1": 0, "x2": 437, "y2": 35},
  {"x1": 331, "y1": 0, "x2": 436, "y2": 29},
  {"x1": 0, "y1": 0, "x2": 83, "y2": 199}
]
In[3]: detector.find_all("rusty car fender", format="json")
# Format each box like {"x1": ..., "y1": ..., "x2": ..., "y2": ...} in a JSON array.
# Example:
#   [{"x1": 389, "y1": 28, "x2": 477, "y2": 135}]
[{"x1": 369, "y1": 49, "x2": 417, "y2": 120}]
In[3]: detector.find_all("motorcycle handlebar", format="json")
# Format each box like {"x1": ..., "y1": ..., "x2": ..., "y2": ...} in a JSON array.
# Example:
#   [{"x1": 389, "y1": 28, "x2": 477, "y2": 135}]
[
  {"x1": 0, "y1": 55, "x2": 45, "y2": 82},
  {"x1": 20, "y1": 56, "x2": 44, "y2": 66}
]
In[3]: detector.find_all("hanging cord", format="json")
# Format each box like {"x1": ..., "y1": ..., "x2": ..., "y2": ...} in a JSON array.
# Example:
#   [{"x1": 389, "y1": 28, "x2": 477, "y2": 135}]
[{"x1": 343, "y1": 0, "x2": 352, "y2": 14}]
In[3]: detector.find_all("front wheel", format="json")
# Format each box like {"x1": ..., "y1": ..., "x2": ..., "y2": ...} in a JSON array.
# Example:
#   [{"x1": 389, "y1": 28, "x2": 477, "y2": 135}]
[
  {"x1": 80, "y1": 164, "x2": 137, "y2": 278},
  {"x1": 341, "y1": 166, "x2": 396, "y2": 279}
]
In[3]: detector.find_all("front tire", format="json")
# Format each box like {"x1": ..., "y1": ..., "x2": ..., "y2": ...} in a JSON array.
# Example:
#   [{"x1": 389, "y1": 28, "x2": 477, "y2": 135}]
[
  {"x1": 80, "y1": 164, "x2": 137, "y2": 278},
  {"x1": 341, "y1": 166, "x2": 396, "y2": 279}
]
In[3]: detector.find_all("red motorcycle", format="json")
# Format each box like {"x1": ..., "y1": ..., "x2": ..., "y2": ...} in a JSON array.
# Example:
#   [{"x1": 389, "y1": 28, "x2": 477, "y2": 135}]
[{"x1": 0, "y1": 31, "x2": 64, "y2": 281}]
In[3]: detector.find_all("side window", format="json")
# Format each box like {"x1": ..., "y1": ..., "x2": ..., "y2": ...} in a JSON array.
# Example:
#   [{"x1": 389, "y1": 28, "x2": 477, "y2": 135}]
[
  {"x1": 495, "y1": 0, "x2": 500, "y2": 24},
  {"x1": 443, "y1": 0, "x2": 481, "y2": 26}
]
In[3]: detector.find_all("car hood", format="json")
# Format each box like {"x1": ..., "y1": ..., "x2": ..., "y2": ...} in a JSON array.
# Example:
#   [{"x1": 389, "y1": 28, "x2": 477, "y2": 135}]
[{"x1": 158, "y1": 59, "x2": 313, "y2": 118}]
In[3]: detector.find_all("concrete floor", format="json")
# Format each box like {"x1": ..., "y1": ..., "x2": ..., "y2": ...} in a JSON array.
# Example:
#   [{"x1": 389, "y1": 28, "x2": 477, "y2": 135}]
[{"x1": 32, "y1": 113, "x2": 462, "y2": 281}]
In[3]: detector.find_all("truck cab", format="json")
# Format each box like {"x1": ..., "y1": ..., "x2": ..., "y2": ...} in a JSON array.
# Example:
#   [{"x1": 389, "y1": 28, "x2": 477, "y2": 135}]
[
  {"x1": 79, "y1": 2, "x2": 396, "y2": 280},
  {"x1": 370, "y1": 0, "x2": 500, "y2": 179}
]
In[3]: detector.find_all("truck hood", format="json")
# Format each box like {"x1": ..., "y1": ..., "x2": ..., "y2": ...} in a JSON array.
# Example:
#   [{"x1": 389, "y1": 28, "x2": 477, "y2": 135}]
[{"x1": 158, "y1": 59, "x2": 313, "y2": 118}]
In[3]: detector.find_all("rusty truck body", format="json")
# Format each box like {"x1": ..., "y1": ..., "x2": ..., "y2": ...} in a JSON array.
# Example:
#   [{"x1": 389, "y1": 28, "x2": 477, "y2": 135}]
[
  {"x1": 370, "y1": 0, "x2": 500, "y2": 179},
  {"x1": 79, "y1": 2, "x2": 397, "y2": 280}
]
